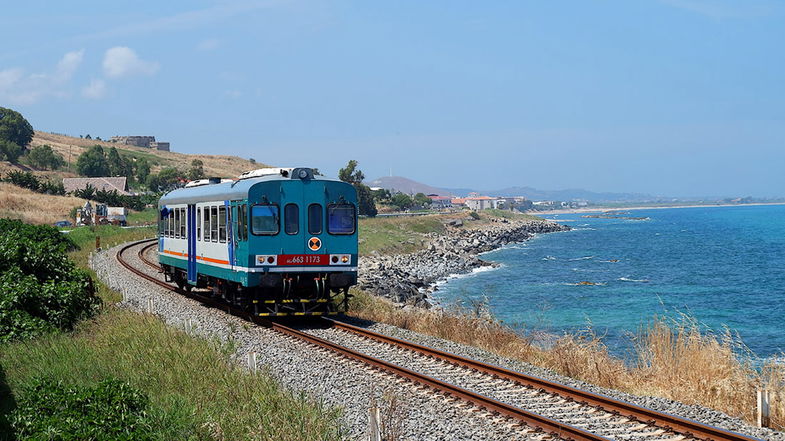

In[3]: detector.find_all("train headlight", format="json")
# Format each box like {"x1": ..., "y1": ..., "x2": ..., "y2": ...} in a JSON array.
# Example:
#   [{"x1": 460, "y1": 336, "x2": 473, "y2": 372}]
[
  {"x1": 329, "y1": 254, "x2": 351, "y2": 265},
  {"x1": 341, "y1": 255, "x2": 349, "y2": 263},
  {"x1": 331, "y1": 256, "x2": 338, "y2": 263}
]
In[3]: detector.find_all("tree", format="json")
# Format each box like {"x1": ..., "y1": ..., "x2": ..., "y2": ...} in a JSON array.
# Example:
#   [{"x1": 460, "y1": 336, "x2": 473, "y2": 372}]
[
  {"x1": 0, "y1": 139, "x2": 24, "y2": 164},
  {"x1": 187, "y1": 159, "x2": 205, "y2": 180},
  {"x1": 27, "y1": 144, "x2": 65, "y2": 170},
  {"x1": 134, "y1": 157, "x2": 151, "y2": 183},
  {"x1": 372, "y1": 188, "x2": 391, "y2": 202},
  {"x1": 106, "y1": 147, "x2": 132, "y2": 177},
  {"x1": 84, "y1": 134, "x2": 91, "y2": 140},
  {"x1": 390, "y1": 193, "x2": 413, "y2": 211},
  {"x1": 338, "y1": 160, "x2": 365, "y2": 185},
  {"x1": 355, "y1": 184, "x2": 378, "y2": 217},
  {"x1": 338, "y1": 160, "x2": 376, "y2": 216},
  {"x1": 146, "y1": 167, "x2": 185, "y2": 192},
  {"x1": 413, "y1": 192, "x2": 432, "y2": 208},
  {"x1": 75, "y1": 145, "x2": 110, "y2": 177},
  {"x1": 0, "y1": 107, "x2": 34, "y2": 148}
]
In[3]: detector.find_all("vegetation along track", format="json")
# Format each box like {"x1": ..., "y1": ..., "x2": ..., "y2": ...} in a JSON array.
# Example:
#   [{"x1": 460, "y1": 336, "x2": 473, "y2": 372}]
[{"x1": 118, "y1": 239, "x2": 764, "y2": 441}]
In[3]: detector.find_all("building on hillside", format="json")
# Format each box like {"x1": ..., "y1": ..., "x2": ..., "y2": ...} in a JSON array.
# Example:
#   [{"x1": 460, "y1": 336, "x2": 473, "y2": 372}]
[
  {"x1": 149, "y1": 141, "x2": 170, "y2": 151},
  {"x1": 465, "y1": 196, "x2": 503, "y2": 210},
  {"x1": 63, "y1": 177, "x2": 130, "y2": 195},
  {"x1": 427, "y1": 194, "x2": 453, "y2": 209},
  {"x1": 500, "y1": 197, "x2": 534, "y2": 211},
  {"x1": 110, "y1": 136, "x2": 171, "y2": 151},
  {"x1": 451, "y1": 197, "x2": 467, "y2": 207}
]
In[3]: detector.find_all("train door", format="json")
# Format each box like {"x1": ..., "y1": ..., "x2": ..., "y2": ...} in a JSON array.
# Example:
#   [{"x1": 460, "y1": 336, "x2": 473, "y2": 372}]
[
  {"x1": 231, "y1": 200, "x2": 247, "y2": 270},
  {"x1": 186, "y1": 204, "x2": 197, "y2": 284},
  {"x1": 283, "y1": 181, "x2": 306, "y2": 255}
]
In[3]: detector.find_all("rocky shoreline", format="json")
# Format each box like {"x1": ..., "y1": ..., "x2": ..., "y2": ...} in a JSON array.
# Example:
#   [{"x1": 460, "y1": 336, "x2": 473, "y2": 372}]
[{"x1": 358, "y1": 217, "x2": 570, "y2": 306}]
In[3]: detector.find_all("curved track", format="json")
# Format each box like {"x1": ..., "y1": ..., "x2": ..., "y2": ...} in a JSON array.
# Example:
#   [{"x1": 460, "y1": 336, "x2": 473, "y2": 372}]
[{"x1": 119, "y1": 239, "x2": 764, "y2": 441}]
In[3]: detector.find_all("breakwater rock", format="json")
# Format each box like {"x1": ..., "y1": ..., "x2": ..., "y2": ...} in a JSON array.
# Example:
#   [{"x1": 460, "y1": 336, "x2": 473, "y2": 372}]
[{"x1": 358, "y1": 218, "x2": 570, "y2": 306}]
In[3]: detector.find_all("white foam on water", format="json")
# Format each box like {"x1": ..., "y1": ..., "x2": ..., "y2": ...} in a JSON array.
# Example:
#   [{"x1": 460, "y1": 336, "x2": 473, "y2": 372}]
[
  {"x1": 619, "y1": 277, "x2": 650, "y2": 283},
  {"x1": 569, "y1": 256, "x2": 594, "y2": 261}
]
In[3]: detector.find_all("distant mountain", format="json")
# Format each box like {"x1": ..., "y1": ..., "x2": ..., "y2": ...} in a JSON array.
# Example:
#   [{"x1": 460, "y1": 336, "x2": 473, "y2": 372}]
[
  {"x1": 475, "y1": 186, "x2": 653, "y2": 202},
  {"x1": 367, "y1": 176, "x2": 452, "y2": 196},
  {"x1": 371, "y1": 176, "x2": 655, "y2": 202}
]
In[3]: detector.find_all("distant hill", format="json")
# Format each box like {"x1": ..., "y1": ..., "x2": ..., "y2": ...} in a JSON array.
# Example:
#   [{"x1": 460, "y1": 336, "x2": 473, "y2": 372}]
[
  {"x1": 367, "y1": 176, "x2": 452, "y2": 196},
  {"x1": 371, "y1": 175, "x2": 654, "y2": 202}
]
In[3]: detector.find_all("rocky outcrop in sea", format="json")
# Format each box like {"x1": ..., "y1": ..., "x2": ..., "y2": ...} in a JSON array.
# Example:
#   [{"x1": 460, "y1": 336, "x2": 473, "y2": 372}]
[{"x1": 358, "y1": 217, "x2": 570, "y2": 306}]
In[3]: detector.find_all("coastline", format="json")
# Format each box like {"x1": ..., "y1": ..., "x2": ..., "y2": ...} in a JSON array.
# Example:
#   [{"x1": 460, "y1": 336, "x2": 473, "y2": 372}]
[
  {"x1": 358, "y1": 217, "x2": 569, "y2": 306},
  {"x1": 535, "y1": 201, "x2": 785, "y2": 215}
]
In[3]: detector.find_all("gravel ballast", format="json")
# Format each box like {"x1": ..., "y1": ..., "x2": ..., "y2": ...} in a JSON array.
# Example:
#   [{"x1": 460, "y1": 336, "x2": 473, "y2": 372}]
[{"x1": 93, "y1": 242, "x2": 548, "y2": 441}]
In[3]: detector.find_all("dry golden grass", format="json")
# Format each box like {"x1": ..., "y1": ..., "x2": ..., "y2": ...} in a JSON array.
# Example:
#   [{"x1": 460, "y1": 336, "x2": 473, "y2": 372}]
[
  {"x1": 29, "y1": 131, "x2": 268, "y2": 179},
  {"x1": 349, "y1": 290, "x2": 785, "y2": 429},
  {"x1": 0, "y1": 182, "x2": 85, "y2": 224}
]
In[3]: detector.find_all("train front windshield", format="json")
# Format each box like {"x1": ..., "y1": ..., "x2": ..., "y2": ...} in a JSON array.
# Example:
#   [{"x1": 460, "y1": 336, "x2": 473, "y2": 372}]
[
  {"x1": 252, "y1": 205, "x2": 279, "y2": 235},
  {"x1": 327, "y1": 204, "x2": 356, "y2": 234}
]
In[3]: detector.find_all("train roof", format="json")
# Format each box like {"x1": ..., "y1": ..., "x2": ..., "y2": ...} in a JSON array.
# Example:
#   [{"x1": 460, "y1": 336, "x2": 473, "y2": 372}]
[{"x1": 158, "y1": 168, "x2": 348, "y2": 206}]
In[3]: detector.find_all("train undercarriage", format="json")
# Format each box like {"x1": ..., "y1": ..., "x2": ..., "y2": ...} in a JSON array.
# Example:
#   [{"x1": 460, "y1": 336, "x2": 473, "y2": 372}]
[{"x1": 162, "y1": 264, "x2": 353, "y2": 317}]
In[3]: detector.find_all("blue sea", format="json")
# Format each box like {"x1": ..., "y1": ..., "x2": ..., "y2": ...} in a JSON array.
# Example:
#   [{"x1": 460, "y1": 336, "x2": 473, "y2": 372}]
[{"x1": 434, "y1": 205, "x2": 785, "y2": 359}]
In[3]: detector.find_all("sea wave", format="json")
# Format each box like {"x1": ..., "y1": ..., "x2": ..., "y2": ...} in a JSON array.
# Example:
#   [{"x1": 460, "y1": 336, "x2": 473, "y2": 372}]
[
  {"x1": 563, "y1": 281, "x2": 607, "y2": 286},
  {"x1": 569, "y1": 256, "x2": 594, "y2": 261},
  {"x1": 619, "y1": 277, "x2": 650, "y2": 283},
  {"x1": 542, "y1": 255, "x2": 557, "y2": 261}
]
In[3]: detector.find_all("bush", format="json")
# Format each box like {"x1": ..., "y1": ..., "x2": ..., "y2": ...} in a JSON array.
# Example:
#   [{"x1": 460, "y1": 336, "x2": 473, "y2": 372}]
[
  {"x1": 469, "y1": 211, "x2": 481, "y2": 220},
  {"x1": 2, "y1": 170, "x2": 66, "y2": 195},
  {"x1": 27, "y1": 144, "x2": 65, "y2": 170},
  {"x1": 0, "y1": 219, "x2": 76, "y2": 251},
  {"x1": 0, "y1": 139, "x2": 24, "y2": 163},
  {"x1": 10, "y1": 378, "x2": 159, "y2": 441},
  {"x1": 0, "y1": 221, "x2": 98, "y2": 342}
]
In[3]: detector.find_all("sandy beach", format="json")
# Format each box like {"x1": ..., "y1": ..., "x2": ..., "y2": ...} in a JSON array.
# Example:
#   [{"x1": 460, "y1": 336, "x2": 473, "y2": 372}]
[{"x1": 532, "y1": 202, "x2": 785, "y2": 215}]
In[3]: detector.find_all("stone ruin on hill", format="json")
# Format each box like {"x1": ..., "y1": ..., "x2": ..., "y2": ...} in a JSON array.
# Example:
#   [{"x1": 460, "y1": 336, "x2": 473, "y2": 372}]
[{"x1": 109, "y1": 135, "x2": 170, "y2": 151}]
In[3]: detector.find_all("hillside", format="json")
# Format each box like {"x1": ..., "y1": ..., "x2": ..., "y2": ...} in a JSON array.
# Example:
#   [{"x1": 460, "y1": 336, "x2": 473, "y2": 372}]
[
  {"x1": 368, "y1": 176, "x2": 452, "y2": 196},
  {"x1": 25, "y1": 131, "x2": 268, "y2": 179},
  {"x1": 0, "y1": 182, "x2": 86, "y2": 224}
]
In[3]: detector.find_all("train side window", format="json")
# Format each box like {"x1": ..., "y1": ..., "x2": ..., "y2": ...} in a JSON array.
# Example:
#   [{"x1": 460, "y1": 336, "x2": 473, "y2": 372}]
[
  {"x1": 168, "y1": 212, "x2": 172, "y2": 237},
  {"x1": 197, "y1": 207, "x2": 201, "y2": 241},
  {"x1": 285, "y1": 203, "x2": 299, "y2": 235},
  {"x1": 327, "y1": 203, "x2": 356, "y2": 235},
  {"x1": 174, "y1": 208, "x2": 180, "y2": 238},
  {"x1": 238, "y1": 205, "x2": 247, "y2": 241},
  {"x1": 203, "y1": 206, "x2": 211, "y2": 241},
  {"x1": 181, "y1": 208, "x2": 187, "y2": 239},
  {"x1": 219, "y1": 206, "x2": 227, "y2": 243},
  {"x1": 210, "y1": 206, "x2": 218, "y2": 242},
  {"x1": 308, "y1": 204, "x2": 322, "y2": 235},
  {"x1": 251, "y1": 205, "x2": 279, "y2": 235}
]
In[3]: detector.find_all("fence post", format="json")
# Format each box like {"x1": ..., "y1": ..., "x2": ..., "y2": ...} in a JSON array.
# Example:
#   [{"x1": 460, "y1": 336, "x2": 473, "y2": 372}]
[
  {"x1": 757, "y1": 389, "x2": 770, "y2": 428},
  {"x1": 146, "y1": 298, "x2": 153, "y2": 314},
  {"x1": 369, "y1": 406, "x2": 381, "y2": 441},
  {"x1": 247, "y1": 352, "x2": 258, "y2": 373},
  {"x1": 95, "y1": 236, "x2": 101, "y2": 250}
]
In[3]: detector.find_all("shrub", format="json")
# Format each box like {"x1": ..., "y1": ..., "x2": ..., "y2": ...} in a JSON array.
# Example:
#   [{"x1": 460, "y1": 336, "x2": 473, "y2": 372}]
[
  {"x1": 27, "y1": 144, "x2": 65, "y2": 170},
  {"x1": 0, "y1": 139, "x2": 24, "y2": 163},
  {"x1": 0, "y1": 221, "x2": 98, "y2": 342},
  {"x1": 2, "y1": 170, "x2": 40, "y2": 191},
  {"x1": 469, "y1": 211, "x2": 481, "y2": 220},
  {"x1": 10, "y1": 378, "x2": 158, "y2": 441}
]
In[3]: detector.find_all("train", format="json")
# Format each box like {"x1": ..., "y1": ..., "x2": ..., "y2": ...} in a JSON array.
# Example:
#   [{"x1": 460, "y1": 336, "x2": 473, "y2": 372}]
[{"x1": 157, "y1": 167, "x2": 358, "y2": 316}]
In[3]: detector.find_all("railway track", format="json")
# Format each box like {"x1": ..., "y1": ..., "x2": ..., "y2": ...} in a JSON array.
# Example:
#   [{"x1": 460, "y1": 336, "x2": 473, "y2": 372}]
[{"x1": 118, "y1": 239, "x2": 764, "y2": 441}]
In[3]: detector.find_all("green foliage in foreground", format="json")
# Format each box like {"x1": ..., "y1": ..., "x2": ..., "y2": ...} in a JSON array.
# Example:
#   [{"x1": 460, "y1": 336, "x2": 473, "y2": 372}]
[
  {"x1": 0, "y1": 220, "x2": 98, "y2": 342},
  {"x1": 10, "y1": 378, "x2": 178, "y2": 441},
  {"x1": 1, "y1": 310, "x2": 347, "y2": 440}
]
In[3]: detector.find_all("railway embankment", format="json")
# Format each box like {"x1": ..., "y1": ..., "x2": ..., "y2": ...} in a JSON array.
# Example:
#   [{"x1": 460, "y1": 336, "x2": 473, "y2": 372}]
[{"x1": 358, "y1": 217, "x2": 569, "y2": 306}]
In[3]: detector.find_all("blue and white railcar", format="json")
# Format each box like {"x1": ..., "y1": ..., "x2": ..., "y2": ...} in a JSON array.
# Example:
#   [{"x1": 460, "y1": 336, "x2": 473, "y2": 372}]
[{"x1": 157, "y1": 167, "x2": 358, "y2": 316}]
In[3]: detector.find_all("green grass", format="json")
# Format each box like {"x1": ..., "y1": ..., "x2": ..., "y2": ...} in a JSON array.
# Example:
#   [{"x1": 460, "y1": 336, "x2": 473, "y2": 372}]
[
  {"x1": 0, "y1": 224, "x2": 345, "y2": 439},
  {"x1": 0, "y1": 310, "x2": 346, "y2": 440},
  {"x1": 358, "y1": 215, "x2": 445, "y2": 255},
  {"x1": 126, "y1": 207, "x2": 158, "y2": 225},
  {"x1": 480, "y1": 209, "x2": 541, "y2": 221}
]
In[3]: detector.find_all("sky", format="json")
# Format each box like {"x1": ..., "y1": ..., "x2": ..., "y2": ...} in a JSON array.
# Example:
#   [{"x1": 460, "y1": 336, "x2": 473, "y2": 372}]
[{"x1": 2, "y1": 0, "x2": 784, "y2": 198}]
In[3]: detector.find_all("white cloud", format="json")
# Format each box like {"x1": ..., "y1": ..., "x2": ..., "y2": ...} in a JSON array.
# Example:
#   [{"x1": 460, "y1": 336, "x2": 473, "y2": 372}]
[
  {"x1": 55, "y1": 50, "x2": 85, "y2": 83},
  {"x1": 197, "y1": 38, "x2": 221, "y2": 51},
  {"x1": 223, "y1": 89, "x2": 242, "y2": 99},
  {"x1": 0, "y1": 49, "x2": 85, "y2": 105},
  {"x1": 82, "y1": 78, "x2": 107, "y2": 99},
  {"x1": 102, "y1": 47, "x2": 159, "y2": 78}
]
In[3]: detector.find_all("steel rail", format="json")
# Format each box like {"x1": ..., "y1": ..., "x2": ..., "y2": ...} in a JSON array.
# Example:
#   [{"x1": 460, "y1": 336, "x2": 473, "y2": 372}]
[
  {"x1": 117, "y1": 239, "x2": 610, "y2": 441},
  {"x1": 119, "y1": 239, "x2": 766, "y2": 441},
  {"x1": 321, "y1": 319, "x2": 764, "y2": 441}
]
